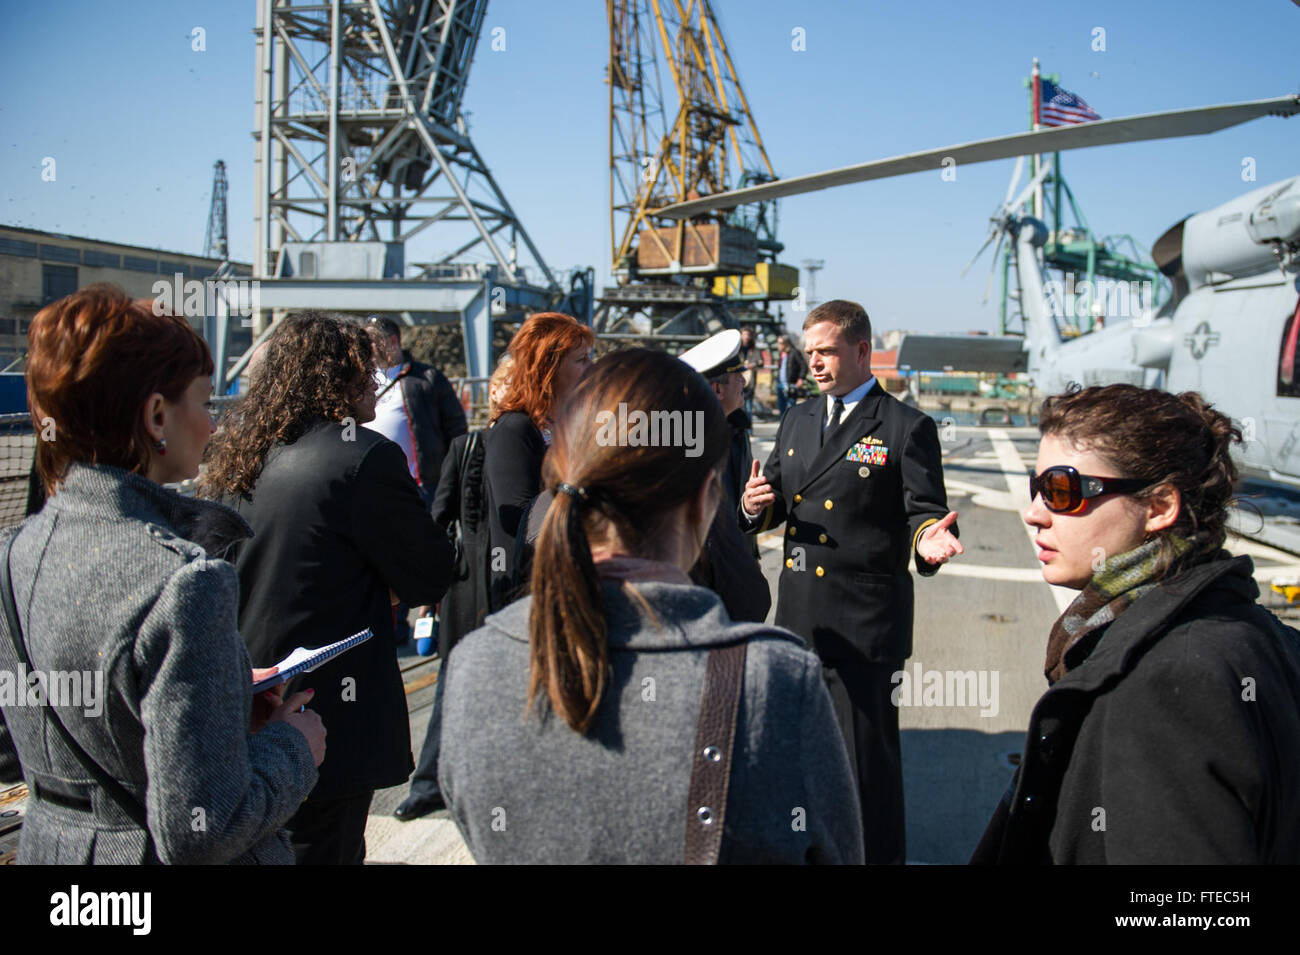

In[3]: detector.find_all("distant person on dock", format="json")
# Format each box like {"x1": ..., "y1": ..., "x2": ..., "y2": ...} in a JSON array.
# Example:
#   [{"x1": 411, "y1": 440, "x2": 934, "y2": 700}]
[
  {"x1": 363, "y1": 315, "x2": 467, "y2": 643},
  {"x1": 741, "y1": 298, "x2": 962, "y2": 864},
  {"x1": 200, "y1": 312, "x2": 453, "y2": 865},
  {"x1": 972, "y1": 384, "x2": 1300, "y2": 864},
  {"x1": 776, "y1": 333, "x2": 808, "y2": 418},
  {"x1": 0, "y1": 283, "x2": 324, "y2": 864},
  {"x1": 738, "y1": 324, "x2": 759, "y2": 419},
  {"x1": 393, "y1": 354, "x2": 512, "y2": 822},
  {"x1": 363, "y1": 315, "x2": 467, "y2": 499},
  {"x1": 484, "y1": 312, "x2": 593, "y2": 612},
  {"x1": 438, "y1": 349, "x2": 863, "y2": 863}
]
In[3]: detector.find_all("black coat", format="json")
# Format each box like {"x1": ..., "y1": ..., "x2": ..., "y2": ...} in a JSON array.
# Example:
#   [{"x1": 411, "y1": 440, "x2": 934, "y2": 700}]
[
  {"x1": 484, "y1": 411, "x2": 546, "y2": 612},
  {"x1": 689, "y1": 501, "x2": 771, "y2": 623},
  {"x1": 972, "y1": 554, "x2": 1300, "y2": 864},
  {"x1": 778, "y1": 348, "x2": 808, "y2": 389},
  {"x1": 396, "y1": 351, "x2": 469, "y2": 491},
  {"x1": 431, "y1": 431, "x2": 491, "y2": 660},
  {"x1": 742, "y1": 383, "x2": 951, "y2": 664},
  {"x1": 224, "y1": 421, "x2": 453, "y2": 799}
]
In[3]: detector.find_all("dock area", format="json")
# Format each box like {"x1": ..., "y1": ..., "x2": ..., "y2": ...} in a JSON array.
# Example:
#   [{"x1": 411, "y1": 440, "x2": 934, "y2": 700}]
[{"x1": 5, "y1": 419, "x2": 1299, "y2": 865}]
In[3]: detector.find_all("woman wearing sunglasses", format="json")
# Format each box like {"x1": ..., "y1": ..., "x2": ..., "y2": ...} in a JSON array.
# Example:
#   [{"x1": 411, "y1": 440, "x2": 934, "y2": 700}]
[{"x1": 972, "y1": 384, "x2": 1300, "y2": 864}]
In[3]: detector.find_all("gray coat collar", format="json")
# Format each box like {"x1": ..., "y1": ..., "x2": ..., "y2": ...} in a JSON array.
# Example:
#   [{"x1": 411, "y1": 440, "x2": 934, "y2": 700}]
[
  {"x1": 484, "y1": 578, "x2": 795, "y2": 652},
  {"x1": 49, "y1": 463, "x2": 252, "y2": 558}
]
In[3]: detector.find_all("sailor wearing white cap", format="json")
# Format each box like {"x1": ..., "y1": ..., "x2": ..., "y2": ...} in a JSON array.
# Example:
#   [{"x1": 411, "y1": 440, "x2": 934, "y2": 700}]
[{"x1": 678, "y1": 329, "x2": 769, "y2": 623}]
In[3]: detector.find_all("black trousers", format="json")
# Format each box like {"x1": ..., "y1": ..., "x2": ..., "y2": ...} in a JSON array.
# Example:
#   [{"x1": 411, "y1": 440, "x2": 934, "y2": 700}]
[
  {"x1": 823, "y1": 657, "x2": 905, "y2": 865},
  {"x1": 287, "y1": 790, "x2": 375, "y2": 865},
  {"x1": 406, "y1": 659, "x2": 447, "y2": 800}
]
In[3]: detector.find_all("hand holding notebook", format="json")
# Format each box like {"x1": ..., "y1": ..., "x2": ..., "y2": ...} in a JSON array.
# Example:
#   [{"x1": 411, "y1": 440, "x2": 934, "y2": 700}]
[{"x1": 251, "y1": 628, "x2": 375, "y2": 692}]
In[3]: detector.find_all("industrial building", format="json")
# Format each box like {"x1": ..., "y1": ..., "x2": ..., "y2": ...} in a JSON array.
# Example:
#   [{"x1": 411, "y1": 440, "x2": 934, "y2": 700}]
[{"x1": 0, "y1": 224, "x2": 251, "y2": 370}]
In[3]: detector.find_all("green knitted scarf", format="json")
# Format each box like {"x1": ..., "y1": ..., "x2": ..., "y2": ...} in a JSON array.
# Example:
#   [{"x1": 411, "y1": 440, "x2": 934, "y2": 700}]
[{"x1": 1044, "y1": 534, "x2": 1195, "y2": 684}]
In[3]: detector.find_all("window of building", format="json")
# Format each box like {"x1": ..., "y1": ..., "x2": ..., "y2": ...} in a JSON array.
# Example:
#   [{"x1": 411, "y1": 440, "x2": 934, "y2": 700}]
[
  {"x1": 82, "y1": 250, "x2": 121, "y2": 268},
  {"x1": 39, "y1": 244, "x2": 81, "y2": 264},
  {"x1": 123, "y1": 255, "x2": 158, "y2": 273},
  {"x1": 41, "y1": 264, "x2": 78, "y2": 305}
]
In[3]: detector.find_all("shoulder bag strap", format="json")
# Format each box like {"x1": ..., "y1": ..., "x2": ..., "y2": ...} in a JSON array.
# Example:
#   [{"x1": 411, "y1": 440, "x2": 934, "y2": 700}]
[
  {"x1": 684, "y1": 640, "x2": 748, "y2": 865},
  {"x1": 2, "y1": 533, "x2": 156, "y2": 849}
]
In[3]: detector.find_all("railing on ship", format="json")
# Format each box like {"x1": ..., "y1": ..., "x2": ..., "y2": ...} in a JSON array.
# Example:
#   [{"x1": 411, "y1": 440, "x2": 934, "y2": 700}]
[{"x1": 0, "y1": 378, "x2": 490, "y2": 530}]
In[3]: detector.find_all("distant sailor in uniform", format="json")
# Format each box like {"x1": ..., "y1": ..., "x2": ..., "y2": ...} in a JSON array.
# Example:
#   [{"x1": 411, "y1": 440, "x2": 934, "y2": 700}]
[
  {"x1": 679, "y1": 329, "x2": 770, "y2": 623},
  {"x1": 741, "y1": 299, "x2": 962, "y2": 864}
]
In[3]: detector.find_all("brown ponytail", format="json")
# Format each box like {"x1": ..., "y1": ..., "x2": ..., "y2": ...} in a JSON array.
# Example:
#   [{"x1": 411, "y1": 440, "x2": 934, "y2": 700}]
[
  {"x1": 527, "y1": 348, "x2": 730, "y2": 733},
  {"x1": 1038, "y1": 384, "x2": 1242, "y2": 577},
  {"x1": 527, "y1": 483, "x2": 609, "y2": 733}
]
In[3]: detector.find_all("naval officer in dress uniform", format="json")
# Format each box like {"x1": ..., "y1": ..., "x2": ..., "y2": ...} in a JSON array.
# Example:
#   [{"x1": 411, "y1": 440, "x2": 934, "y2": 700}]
[{"x1": 741, "y1": 299, "x2": 962, "y2": 864}]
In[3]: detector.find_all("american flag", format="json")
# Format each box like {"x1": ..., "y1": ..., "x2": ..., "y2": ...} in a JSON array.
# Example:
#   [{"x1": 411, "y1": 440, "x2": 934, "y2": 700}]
[{"x1": 1039, "y1": 79, "x2": 1101, "y2": 126}]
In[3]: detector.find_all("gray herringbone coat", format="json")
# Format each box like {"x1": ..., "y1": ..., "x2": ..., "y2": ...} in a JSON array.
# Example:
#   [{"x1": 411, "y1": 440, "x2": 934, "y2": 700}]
[
  {"x1": 0, "y1": 464, "x2": 318, "y2": 864},
  {"x1": 439, "y1": 575, "x2": 865, "y2": 864}
]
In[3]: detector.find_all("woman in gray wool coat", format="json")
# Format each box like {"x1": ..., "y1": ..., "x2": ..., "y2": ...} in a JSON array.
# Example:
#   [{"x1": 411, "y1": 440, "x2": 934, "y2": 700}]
[
  {"x1": 0, "y1": 284, "x2": 325, "y2": 864},
  {"x1": 438, "y1": 348, "x2": 864, "y2": 864}
]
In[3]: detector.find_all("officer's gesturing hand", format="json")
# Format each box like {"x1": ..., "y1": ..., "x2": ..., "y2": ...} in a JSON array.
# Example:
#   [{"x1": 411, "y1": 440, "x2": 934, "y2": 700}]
[
  {"x1": 917, "y1": 511, "x2": 964, "y2": 565},
  {"x1": 741, "y1": 459, "x2": 774, "y2": 516}
]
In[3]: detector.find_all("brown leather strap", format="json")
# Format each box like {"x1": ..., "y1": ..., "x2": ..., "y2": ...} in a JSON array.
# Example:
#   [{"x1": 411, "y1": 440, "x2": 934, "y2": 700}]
[{"x1": 684, "y1": 641, "x2": 747, "y2": 865}]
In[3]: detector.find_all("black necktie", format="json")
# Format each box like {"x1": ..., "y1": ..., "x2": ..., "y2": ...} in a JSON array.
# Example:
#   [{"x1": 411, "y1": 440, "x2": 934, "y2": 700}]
[{"x1": 822, "y1": 397, "x2": 844, "y2": 446}]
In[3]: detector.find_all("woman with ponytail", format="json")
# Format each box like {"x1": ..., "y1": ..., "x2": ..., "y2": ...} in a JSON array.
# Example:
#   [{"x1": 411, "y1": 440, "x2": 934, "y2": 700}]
[
  {"x1": 973, "y1": 384, "x2": 1300, "y2": 864},
  {"x1": 438, "y1": 349, "x2": 863, "y2": 864}
]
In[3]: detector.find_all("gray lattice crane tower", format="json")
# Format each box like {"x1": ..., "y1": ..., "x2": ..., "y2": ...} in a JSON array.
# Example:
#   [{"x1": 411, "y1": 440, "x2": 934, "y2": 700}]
[
  {"x1": 204, "y1": 160, "x2": 229, "y2": 262},
  {"x1": 231, "y1": 0, "x2": 589, "y2": 390}
]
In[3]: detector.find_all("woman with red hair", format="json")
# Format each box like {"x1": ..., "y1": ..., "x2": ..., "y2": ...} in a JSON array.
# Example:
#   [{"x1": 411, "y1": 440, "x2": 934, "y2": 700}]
[
  {"x1": 0, "y1": 284, "x2": 324, "y2": 864},
  {"x1": 484, "y1": 312, "x2": 593, "y2": 610}
]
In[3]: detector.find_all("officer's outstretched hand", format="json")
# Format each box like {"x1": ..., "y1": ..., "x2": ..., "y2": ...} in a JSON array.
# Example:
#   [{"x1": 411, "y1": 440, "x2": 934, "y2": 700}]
[
  {"x1": 741, "y1": 459, "x2": 774, "y2": 516},
  {"x1": 917, "y1": 511, "x2": 964, "y2": 565}
]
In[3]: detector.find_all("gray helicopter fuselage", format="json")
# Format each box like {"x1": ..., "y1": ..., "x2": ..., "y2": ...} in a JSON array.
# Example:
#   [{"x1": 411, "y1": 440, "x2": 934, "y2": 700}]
[{"x1": 1015, "y1": 176, "x2": 1300, "y2": 485}]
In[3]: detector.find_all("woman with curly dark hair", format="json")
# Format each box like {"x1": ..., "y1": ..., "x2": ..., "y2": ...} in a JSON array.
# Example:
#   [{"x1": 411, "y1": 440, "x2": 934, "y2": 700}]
[
  {"x1": 972, "y1": 384, "x2": 1300, "y2": 864},
  {"x1": 201, "y1": 311, "x2": 453, "y2": 864}
]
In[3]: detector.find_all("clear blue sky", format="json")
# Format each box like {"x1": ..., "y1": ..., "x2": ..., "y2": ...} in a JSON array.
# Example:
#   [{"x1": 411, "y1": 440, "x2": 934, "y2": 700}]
[{"x1": 3, "y1": 0, "x2": 1298, "y2": 333}]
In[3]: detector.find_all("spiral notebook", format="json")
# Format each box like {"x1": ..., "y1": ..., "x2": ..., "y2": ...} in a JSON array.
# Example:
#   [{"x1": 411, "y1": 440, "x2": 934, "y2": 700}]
[{"x1": 252, "y1": 628, "x2": 374, "y2": 692}]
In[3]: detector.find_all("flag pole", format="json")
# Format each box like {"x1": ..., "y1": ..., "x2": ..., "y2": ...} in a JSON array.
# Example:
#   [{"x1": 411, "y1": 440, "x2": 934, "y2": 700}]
[{"x1": 1031, "y1": 58, "x2": 1042, "y2": 220}]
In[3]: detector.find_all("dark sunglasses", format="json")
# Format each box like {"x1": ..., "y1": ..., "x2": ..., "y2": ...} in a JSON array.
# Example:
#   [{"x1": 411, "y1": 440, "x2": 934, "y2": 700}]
[{"x1": 1029, "y1": 465, "x2": 1156, "y2": 514}]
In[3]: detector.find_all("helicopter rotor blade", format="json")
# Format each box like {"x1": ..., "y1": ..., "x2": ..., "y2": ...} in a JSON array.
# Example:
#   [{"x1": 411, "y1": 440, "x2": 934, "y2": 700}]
[
  {"x1": 961, "y1": 229, "x2": 999, "y2": 278},
  {"x1": 1007, "y1": 156, "x2": 1055, "y2": 214},
  {"x1": 1003, "y1": 155, "x2": 1025, "y2": 207},
  {"x1": 655, "y1": 95, "x2": 1300, "y2": 218},
  {"x1": 983, "y1": 231, "x2": 1006, "y2": 305}
]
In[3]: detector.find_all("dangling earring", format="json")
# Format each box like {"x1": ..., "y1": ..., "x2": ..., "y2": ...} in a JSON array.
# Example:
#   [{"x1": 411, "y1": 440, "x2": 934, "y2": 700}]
[{"x1": 155, "y1": 438, "x2": 167, "y2": 456}]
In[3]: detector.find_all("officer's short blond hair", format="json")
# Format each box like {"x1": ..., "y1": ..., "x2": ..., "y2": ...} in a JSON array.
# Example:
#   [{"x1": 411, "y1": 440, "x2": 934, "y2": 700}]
[{"x1": 802, "y1": 299, "x2": 871, "y2": 345}]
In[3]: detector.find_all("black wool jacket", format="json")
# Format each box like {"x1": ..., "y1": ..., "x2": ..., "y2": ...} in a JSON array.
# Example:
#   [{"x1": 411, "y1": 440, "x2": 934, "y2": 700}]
[
  {"x1": 395, "y1": 351, "x2": 468, "y2": 491},
  {"x1": 224, "y1": 421, "x2": 453, "y2": 799},
  {"x1": 972, "y1": 553, "x2": 1300, "y2": 864},
  {"x1": 431, "y1": 430, "x2": 491, "y2": 660}
]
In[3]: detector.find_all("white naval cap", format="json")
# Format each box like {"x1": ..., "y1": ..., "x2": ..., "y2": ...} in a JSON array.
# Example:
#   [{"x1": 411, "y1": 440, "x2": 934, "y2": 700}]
[{"x1": 678, "y1": 328, "x2": 743, "y2": 378}]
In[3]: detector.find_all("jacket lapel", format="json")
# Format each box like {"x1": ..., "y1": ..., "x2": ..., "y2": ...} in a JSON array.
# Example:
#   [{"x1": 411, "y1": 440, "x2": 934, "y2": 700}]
[{"x1": 797, "y1": 383, "x2": 886, "y2": 492}]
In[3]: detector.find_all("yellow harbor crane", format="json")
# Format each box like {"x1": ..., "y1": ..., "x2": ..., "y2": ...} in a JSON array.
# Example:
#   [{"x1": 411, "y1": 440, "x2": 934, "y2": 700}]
[{"x1": 598, "y1": 0, "x2": 799, "y2": 339}]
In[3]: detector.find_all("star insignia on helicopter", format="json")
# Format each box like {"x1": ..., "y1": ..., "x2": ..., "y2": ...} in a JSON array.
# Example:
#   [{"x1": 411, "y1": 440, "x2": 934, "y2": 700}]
[{"x1": 1184, "y1": 321, "x2": 1221, "y2": 360}]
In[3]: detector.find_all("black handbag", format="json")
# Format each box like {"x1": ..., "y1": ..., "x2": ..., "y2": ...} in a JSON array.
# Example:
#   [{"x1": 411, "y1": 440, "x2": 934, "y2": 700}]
[{"x1": 2, "y1": 532, "x2": 159, "y2": 862}]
